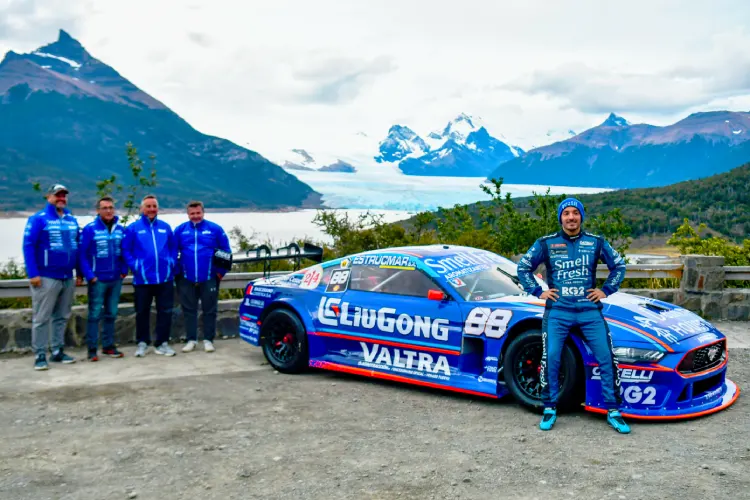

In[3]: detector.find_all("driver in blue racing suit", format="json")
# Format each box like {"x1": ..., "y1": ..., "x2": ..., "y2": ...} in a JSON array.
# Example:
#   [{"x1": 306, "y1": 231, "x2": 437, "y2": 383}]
[{"x1": 516, "y1": 197, "x2": 630, "y2": 434}]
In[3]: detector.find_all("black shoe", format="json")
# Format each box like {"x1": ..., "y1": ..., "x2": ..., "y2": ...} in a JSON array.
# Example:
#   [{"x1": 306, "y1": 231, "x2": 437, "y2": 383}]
[
  {"x1": 88, "y1": 349, "x2": 99, "y2": 362},
  {"x1": 34, "y1": 354, "x2": 49, "y2": 371},
  {"x1": 102, "y1": 346, "x2": 124, "y2": 358},
  {"x1": 50, "y1": 349, "x2": 76, "y2": 364}
]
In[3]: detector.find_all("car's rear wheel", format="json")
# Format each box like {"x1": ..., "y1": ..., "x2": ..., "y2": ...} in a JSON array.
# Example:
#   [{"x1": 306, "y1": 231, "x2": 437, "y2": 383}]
[
  {"x1": 503, "y1": 329, "x2": 582, "y2": 412},
  {"x1": 260, "y1": 309, "x2": 309, "y2": 374}
]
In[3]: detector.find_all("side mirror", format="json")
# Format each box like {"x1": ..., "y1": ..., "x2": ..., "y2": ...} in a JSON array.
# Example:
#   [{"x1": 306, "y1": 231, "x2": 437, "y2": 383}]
[{"x1": 427, "y1": 289, "x2": 447, "y2": 301}]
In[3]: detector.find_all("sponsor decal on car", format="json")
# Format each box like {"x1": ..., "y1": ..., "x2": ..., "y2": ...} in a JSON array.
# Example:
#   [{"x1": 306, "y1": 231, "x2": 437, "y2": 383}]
[
  {"x1": 591, "y1": 366, "x2": 654, "y2": 383},
  {"x1": 423, "y1": 251, "x2": 505, "y2": 280},
  {"x1": 317, "y1": 297, "x2": 451, "y2": 341},
  {"x1": 358, "y1": 342, "x2": 450, "y2": 380},
  {"x1": 250, "y1": 286, "x2": 274, "y2": 298},
  {"x1": 244, "y1": 298, "x2": 266, "y2": 308},
  {"x1": 300, "y1": 265, "x2": 323, "y2": 289},
  {"x1": 352, "y1": 254, "x2": 417, "y2": 269}
]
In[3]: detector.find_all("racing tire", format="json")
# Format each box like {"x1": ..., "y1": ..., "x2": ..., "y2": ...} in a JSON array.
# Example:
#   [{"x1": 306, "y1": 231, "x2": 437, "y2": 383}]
[
  {"x1": 503, "y1": 329, "x2": 582, "y2": 412},
  {"x1": 260, "y1": 309, "x2": 309, "y2": 374}
]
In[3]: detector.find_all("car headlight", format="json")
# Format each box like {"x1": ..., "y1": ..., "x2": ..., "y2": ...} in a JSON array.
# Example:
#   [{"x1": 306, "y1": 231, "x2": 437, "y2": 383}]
[{"x1": 613, "y1": 347, "x2": 665, "y2": 363}]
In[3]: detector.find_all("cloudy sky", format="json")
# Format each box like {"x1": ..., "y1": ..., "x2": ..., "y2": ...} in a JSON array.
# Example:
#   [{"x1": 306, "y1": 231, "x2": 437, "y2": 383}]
[{"x1": 3, "y1": 0, "x2": 750, "y2": 163}]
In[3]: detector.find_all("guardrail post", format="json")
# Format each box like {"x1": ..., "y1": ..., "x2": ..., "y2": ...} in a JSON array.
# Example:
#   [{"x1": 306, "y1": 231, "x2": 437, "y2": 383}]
[{"x1": 678, "y1": 255, "x2": 725, "y2": 319}]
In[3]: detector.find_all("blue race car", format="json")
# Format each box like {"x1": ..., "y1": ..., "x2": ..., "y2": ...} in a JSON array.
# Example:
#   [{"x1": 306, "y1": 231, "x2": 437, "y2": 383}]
[{"x1": 238, "y1": 244, "x2": 740, "y2": 420}]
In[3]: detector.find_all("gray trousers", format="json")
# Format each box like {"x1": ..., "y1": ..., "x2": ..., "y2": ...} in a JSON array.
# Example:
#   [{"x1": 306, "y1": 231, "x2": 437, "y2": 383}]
[{"x1": 31, "y1": 277, "x2": 75, "y2": 356}]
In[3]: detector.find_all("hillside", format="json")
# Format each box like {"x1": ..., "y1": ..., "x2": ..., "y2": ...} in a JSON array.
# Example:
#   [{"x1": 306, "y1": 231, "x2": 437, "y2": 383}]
[
  {"x1": 570, "y1": 163, "x2": 750, "y2": 240},
  {"x1": 488, "y1": 112, "x2": 750, "y2": 189},
  {"x1": 0, "y1": 30, "x2": 322, "y2": 211}
]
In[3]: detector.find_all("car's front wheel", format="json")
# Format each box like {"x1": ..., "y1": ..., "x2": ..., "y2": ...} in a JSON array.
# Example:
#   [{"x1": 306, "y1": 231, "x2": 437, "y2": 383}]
[
  {"x1": 503, "y1": 329, "x2": 582, "y2": 412},
  {"x1": 260, "y1": 309, "x2": 309, "y2": 374}
]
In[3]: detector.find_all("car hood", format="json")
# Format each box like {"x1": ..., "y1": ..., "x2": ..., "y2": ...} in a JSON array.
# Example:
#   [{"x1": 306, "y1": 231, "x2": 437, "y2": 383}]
[{"x1": 599, "y1": 292, "x2": 723, "y2": 348}]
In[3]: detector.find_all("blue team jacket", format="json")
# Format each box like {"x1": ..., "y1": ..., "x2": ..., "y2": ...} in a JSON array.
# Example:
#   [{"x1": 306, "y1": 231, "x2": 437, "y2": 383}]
[
  {"x1": 22, "y1": 203, "x2": 80, "y2": 280},
  {"x1": 174, "y1": 219, "x2": 232, "y2": 283},
  {"x1": 122, "y1": 215, "x2": 177, "y2": 285},
  {"x1": 516, "y1": 230, "x2": 626, "y2": 311},
  {"x1": 79, "y1": 215, "x2": 128, "y2": 282}
]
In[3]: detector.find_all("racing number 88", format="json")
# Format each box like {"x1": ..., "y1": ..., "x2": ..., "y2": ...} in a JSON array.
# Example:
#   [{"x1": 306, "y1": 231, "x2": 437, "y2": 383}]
[
  {"x1": 329, "y1": 270, "x2": 350, "y2": 285},
  {"x1": 464, "y1": 308, "x2": 512, "y2": 339}
]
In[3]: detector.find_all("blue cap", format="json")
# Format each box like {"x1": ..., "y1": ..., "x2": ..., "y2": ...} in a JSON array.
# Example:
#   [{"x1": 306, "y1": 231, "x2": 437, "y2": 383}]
[{"x1": 558, "y1": 197, "x2": 585, "y2": 224}]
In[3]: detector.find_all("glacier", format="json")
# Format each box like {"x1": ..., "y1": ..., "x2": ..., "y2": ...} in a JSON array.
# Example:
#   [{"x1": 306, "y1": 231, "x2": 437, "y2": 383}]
[{"x1": 288, "y1": 167, "x2": 612, "y2": 211}]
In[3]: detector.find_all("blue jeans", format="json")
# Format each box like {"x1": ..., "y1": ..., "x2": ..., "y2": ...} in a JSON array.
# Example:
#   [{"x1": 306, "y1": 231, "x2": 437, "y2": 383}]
[
  {"x1": 86, "y1": 279, "x2": 123, "y2": 350},
  {"x1": 541, "y1": 308, "x2": 622, "y2": 409}
]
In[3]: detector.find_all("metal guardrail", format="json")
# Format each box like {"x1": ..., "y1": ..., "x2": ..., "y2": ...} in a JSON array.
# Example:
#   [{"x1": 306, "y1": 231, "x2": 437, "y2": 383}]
[
  {"x1": 595, "y1": 264, "x2": 683, "y2": 279},
  {"x1": 0, "y1": 271, "x2": 290, "y2": 299},
  {"x1": 0, "y1": 265, "x2": 747, "y2": 299},
  {"x1": 726, "y1": 266, "x2": 750, "y2": 281}
]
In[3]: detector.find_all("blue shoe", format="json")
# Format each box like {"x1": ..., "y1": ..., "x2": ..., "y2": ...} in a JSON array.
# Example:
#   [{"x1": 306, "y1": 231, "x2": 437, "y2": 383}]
[
  {"x1": 539, "y1": 407, "x2": 557, "y2": 431},
  {"x1": 34, "y1": 354, "x2": 48, "y2": 371},
  {"x1": 607, "y1": 410, "x2": 631, "y2": 434},
  {"x1": 50, "y1": 349, "x2": 76, "y2": 364}
]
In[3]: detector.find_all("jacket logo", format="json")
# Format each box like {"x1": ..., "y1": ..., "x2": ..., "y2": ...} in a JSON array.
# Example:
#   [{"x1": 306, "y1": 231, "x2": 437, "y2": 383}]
[{"x1": 580, "y1": 241, "x2": 595, "y2": 246}]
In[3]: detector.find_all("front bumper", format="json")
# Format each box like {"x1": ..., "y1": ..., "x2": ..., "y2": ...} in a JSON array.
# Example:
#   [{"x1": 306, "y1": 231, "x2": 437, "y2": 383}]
[{"x1": 584, "y1": 356, "x2": 740, "y2": 420}]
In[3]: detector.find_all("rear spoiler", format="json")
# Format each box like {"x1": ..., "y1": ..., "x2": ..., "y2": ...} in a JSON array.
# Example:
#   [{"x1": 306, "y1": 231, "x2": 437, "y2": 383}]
[{"x1": 232, "y1": 242, "x2": 324, "y2": 277}]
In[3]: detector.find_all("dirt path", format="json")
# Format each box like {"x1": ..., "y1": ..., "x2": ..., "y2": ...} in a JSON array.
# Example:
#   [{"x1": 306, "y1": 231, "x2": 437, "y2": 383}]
[{"x1": 0, "y1": 339, "x2": 747, "y2": 500}]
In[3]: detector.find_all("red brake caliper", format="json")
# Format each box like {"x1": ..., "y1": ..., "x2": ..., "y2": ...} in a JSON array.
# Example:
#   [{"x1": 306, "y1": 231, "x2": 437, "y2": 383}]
[{"x1": 275, "y1": 333, "x2": 294, "y2": 347}]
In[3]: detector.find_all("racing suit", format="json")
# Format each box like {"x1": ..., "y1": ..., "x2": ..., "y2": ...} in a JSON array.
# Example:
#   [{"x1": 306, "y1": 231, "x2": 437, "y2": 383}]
[{"x1": 516, "y1": 230, "x2": 627, "y2": 409}]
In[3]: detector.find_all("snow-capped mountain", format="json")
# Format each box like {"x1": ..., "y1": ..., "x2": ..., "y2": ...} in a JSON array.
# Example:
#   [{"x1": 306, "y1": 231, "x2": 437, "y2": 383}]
[
  {"x1": 489, "y1": 110, "x2": 750, "y2": 188},
  {"x1": 396, "y1": 114, "x2": 525, "y2": 176},
  {"x1": 282, "y1": 148, "x2": 358, "y2": 173},
  {"x1": 275, "y1": 113, "x2": 525, "y2": 177},
  {"x1": 375, "y1": 125, "x2": 429, "y2": 163}
]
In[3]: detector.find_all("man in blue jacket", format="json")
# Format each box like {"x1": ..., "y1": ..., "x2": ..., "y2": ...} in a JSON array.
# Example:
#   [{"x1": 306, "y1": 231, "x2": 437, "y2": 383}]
[
  {"x1": 175, "y1": 201, "x2": 232, "y2": 353},
  {"x1": 516, "y1": 197, "x2": 630, "y2": 434},
  {"x1": 23, "y1": 184, "x2": 81, "y2": 370},
  {"x1": 122, "y1": 195, "x2": 178, "y2": 357},
  {"x1": 79, "y1": 196, "x2": 129, "y2": 361}
]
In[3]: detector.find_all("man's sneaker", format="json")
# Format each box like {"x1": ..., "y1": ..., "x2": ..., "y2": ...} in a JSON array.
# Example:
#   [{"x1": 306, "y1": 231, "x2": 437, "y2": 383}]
[
  {"x1": 34, "y1": 354, "x2": 48, "y2": 371},
  {"x1": 204, "y1": 340, "x2": 215, "y2": 353},
  {"x1": 539, "y1": 407, "x2": 557, "y2": 431},
  {"x1": 50, "y1": 349, "x2": 76, "y2": 364},
  {"x1": 102, "y1": 346, "x2": 124, "y2": 358},
  {"x1": 607, "y1": 410, "x2": 631, "y2": 434},
  {"x1": 182, "y1": 340, "x2": 197, "y2": 353},
  {"x1": 155, "y1": 343, "x2": 176, "y2": 356},
  {"x1": 88, "y1": 349, "x2": 99, "y2": 362},
  {"x1": 135, "y1": 342, "x2": 148, "y2": 357}
]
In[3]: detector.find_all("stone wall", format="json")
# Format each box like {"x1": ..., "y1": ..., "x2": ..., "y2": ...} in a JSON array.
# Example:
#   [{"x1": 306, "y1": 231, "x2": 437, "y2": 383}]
[
  {"x1": 0, "y1": 299, "x2": 242, "y2": 354},
  {"x1": 1, "y1": 254, "x2": 748, "y2": 353}
]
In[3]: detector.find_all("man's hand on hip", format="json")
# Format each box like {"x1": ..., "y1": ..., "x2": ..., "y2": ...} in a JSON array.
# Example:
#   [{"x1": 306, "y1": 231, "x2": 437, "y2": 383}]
[
  {"x1": 30, "y1": 276, "x2": 42, "y2": 287},
  {"x1": 587, "y1": 288, "x2": 607, "y2": 302},
  {"x1": 540, "y1": 289, "x2": 559, "y2": 301}
]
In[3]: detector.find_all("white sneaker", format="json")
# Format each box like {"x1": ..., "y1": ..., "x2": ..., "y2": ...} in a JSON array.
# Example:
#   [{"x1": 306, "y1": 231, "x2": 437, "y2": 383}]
[
  {"x1": 182, "y1": 340, "x2": 197, "y2": 353},
  {"x1": 204, "y1": 340, "x2": 215, "y2": 353},
  {"x1": 135, "y1": 342, "x2": 148, "y2": 357},
  {"x1": 155, "y1": 343, "x2": 176, "y2": 356}
]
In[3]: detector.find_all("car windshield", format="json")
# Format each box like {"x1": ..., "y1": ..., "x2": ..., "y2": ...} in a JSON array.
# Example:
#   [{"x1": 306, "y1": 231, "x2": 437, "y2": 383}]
[{"x1": 446, "y1": 265, "x2": 542, "y2": 302}]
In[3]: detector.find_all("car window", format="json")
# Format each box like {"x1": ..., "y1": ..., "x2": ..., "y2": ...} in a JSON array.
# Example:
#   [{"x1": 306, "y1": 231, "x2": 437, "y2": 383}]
[
  {"x1": 349, "y1": 266, "x2": 442, "y2": 298},
  {"x1": 446, "y1": 267, "x2": 528, "y2": 301}
]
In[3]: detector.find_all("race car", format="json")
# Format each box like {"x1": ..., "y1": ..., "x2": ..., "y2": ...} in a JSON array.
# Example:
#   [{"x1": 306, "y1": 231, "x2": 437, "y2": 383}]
[{"x1": 237, "y1": 243, "x2": 740, "y2": 420}]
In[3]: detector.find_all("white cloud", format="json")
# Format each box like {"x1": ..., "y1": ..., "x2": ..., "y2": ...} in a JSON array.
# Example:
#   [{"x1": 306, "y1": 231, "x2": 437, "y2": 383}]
[{"x1": 3, "y1": 0, "x2": 750, "y2": 157}]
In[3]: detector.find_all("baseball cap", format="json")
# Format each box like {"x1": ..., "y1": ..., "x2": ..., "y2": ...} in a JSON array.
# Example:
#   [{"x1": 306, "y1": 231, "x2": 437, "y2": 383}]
[{"x1": 46, "y1": 184, "x2": 69, "y2": 195}]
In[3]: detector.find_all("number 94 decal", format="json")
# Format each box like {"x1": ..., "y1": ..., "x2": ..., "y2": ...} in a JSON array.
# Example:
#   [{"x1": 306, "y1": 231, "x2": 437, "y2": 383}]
[{"x1": 464, "y1": 308, "x2": 512, "y2": 339}]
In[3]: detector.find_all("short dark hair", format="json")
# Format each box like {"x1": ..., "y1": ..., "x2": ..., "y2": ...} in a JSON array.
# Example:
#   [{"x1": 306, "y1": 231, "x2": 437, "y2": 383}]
[
  {"x1": 187, "y1": 200, "x2": 204, "y2": 211},
  {"x1": 141, "y1": 194, "x2": 157, "y2": 203},
  {"x1": 96, "y1": 196, "x2": 115, "y2": 209}
]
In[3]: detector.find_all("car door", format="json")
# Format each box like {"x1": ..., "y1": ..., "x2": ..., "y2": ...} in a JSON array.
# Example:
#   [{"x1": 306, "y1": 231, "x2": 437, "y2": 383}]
[{"x1": 315, "y1": 262, "x2": 464, "y2": 385}]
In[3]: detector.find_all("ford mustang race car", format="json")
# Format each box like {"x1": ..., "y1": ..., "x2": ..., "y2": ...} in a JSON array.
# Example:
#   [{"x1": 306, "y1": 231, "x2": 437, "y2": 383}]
[{"x1": 237, "y1": 243, "x2": 740, "y2": 420}]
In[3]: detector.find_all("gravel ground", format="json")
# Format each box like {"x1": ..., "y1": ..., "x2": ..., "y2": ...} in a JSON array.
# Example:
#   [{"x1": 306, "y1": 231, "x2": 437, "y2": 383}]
[{"x1": 0, "y1": 343, "x2": 747, "y2": 500}]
